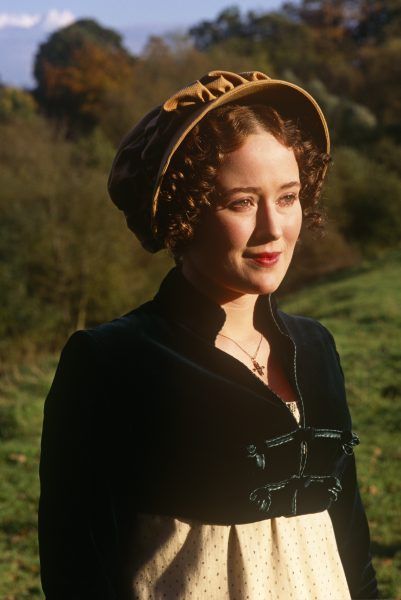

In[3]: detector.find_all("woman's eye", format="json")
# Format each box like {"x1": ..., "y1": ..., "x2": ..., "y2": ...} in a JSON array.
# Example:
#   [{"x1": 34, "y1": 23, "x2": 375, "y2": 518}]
[
  {"x1": 229, "y1": 198, "x2": 254, "y2": 210},
  {"x1": 277, "y1": 193, "x2": 298, "y2": 206}
]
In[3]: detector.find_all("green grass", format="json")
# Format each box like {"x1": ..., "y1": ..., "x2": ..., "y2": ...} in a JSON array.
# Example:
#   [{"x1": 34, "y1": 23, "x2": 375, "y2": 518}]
[
  {"x1": 1, "y1": 252, "x2": 400, "y2": 598},
  {"x1": 0, "y1": 360, "x2": 55, "y2": 599}
]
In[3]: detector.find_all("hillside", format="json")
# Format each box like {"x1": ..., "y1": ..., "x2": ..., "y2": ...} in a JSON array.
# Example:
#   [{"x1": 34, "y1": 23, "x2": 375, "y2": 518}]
[{"x1": 1, "y1": 253, "x2": 400, "y2": 598}]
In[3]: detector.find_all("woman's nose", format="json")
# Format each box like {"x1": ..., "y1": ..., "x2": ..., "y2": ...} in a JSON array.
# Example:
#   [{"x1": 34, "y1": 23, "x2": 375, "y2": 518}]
[{"x1": 254, "y1": 201, "x2": 282, "y2": 241}]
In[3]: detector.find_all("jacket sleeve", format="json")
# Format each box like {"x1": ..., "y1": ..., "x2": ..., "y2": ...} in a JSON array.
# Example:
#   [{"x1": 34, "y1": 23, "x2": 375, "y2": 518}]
[
  {"x1": 38, "y1": 330, "x2": 117, "y2": 599},
  {"x1": 324, "y1": 327, "x2": 379, "y2": 599},
  {"x1": 329, "y1": 454, "x2": 378, "y2": 599}
]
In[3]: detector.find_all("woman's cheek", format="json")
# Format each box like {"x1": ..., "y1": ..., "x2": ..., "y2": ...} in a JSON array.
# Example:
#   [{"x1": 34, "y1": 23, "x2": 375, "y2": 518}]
[
  {"x1": 284, "y1": 208, "x2": 303, "y2": 244},
  {"x1": 216, "y1": 215, "x2": 253, "y2": 249}
]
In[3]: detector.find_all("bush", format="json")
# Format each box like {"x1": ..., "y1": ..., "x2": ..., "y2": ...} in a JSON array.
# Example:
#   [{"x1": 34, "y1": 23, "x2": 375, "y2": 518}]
[
  {"x1": 0, "y1": 116, "x2": 173, "y2": 367},
  {"x1": 325, "y1": 147, "x2": 401, "y2": 253}
]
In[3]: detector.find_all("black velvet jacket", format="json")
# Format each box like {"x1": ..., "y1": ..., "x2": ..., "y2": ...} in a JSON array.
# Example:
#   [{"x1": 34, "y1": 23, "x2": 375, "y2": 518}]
[{"x1": 38, "y1": 266, "x2": 378, "y2": 599}]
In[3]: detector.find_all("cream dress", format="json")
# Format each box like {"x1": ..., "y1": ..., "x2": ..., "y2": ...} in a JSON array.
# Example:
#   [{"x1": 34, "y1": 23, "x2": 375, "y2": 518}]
[{"x1": 131, "y1": 402, "x2": 351, "y2": 600}]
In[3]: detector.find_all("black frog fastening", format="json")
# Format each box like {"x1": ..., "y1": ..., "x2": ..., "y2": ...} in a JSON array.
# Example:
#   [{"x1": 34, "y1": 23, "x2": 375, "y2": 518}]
[
  {"x1": 247, "y1": 427, "x2": 360, "y2": 516},
  {"x1": 249, "y1": 473, "x2": 343, "y2": 515}
]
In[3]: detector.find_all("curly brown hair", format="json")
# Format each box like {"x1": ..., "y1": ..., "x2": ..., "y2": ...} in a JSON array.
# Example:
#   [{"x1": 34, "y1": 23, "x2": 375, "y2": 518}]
[{"x1": 152, "y1": 103, "x2": 331, "y2": 260}]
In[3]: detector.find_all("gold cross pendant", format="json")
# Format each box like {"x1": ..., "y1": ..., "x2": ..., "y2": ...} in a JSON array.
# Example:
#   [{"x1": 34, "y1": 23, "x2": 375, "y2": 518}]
[{"x1": 252, "y1": 359, "x2": 265, "y2": 377}]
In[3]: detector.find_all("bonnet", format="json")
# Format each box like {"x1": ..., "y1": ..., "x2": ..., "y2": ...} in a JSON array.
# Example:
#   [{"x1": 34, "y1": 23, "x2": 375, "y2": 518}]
[{"x1": 107, "y1": 70, "x2": 330, "y2": 253}]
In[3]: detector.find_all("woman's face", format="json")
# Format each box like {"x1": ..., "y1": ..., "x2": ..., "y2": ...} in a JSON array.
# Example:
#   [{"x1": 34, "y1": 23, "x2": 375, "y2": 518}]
[{"x1": 181, "y1": 131, "x2": 302, "y2": 300}]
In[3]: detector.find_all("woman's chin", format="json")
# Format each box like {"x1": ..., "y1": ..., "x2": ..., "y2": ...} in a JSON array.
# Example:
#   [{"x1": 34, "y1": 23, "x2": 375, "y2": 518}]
[
  {"x1": 240, "y1": 265, "x2": 287, "y2": 295},
  {"x1": 225, "y1": 274, "x2": 282, "y2": 297},
  {"x1": 252, "y1": 279, "x2": 283, "y2": 296}
]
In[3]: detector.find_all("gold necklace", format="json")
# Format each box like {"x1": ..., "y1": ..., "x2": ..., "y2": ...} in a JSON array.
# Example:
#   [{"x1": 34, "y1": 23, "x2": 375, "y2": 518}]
[
  {"x1": 217, "y1": 331, "x2": 265, "y2": 377},
  {"x1": 173, "y1": 319, "x2": 299, "y2": 421}
]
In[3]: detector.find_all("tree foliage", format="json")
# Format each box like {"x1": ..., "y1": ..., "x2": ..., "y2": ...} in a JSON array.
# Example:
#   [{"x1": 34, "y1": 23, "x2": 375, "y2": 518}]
[
  {"x1": 34, "y1": 18, "x2": 127, "y2": 76},
  {"x1": 190, "y1": 1, "x2": 401, "y2": 132},
  {"x1": 1, "y1": 3, "x2": 400, "y2": 367},
  {"x1": 33, "y1": 19, "x2": 136, "y2": 134},
  {"x1": 0, "y1": 115, "x2": 172, "y2": 366}
]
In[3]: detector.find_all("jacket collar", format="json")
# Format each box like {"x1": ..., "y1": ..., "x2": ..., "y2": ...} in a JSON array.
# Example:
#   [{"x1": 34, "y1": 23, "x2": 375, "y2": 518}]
[{"x1": 152, "y1": 265, "x2": 286, "y2": 343}]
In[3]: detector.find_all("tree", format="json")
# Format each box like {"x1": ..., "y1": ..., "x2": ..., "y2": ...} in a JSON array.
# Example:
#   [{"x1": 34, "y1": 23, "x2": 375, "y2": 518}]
[
  {"x1": 356, "y1": 37, "x2": 401, "y2": 133},
  {"x1": 33, "y1": 19, "x2": 136, "y2": 135},
  {"x1": 351, "y1": 0, "x2": 401, "y2": 45},
  {"x1": 189, "y1": 6, "x2": 243, "y2": 51},
  {"x1": 34, "y1": 18, "x2": 127, "y2": 79}
]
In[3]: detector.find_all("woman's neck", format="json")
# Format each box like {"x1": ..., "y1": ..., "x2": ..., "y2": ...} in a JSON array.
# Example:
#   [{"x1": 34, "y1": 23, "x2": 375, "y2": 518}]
[
  {"x1": 217, "y1": 296, "x2": 260, "y2": 343},
  {"x1": 180, "y1": 262, "x2": 260, "y2": 342}
]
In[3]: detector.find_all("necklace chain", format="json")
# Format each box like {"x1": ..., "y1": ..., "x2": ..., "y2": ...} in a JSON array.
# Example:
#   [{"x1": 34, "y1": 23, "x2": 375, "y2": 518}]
[
  {"x1": 218, "y1": 330, "x2": 299, "y2": 419},
  {"x1": 217, "y1": 331, "x2": 265, "y2": 377},
  {"x1": 172, "y1": 317, "x2": 299, "y2": 421}
]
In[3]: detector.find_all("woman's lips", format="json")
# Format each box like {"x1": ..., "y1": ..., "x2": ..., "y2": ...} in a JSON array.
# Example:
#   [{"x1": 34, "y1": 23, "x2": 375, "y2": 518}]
[{"x1": 249, "y1": 252, "x2": 281, "y2": 266}]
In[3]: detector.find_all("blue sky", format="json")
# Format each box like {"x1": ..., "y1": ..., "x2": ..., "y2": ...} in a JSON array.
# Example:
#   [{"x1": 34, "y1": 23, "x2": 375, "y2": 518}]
[
  {"x1": 0, "y1": 0, "x2": 284, "y2": 87},
  {"x1": 0, "y1": 1, "x2": 281, "y2": 28}
]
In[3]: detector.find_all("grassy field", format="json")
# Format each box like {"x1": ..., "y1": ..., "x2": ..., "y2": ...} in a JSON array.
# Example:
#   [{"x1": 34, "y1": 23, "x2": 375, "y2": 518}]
[{"x1": 0, "y1": 252, "x2": 400, "y2": 599}]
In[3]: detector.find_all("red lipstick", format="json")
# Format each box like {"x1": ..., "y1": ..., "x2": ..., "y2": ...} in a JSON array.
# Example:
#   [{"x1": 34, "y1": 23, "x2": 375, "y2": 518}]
[{"x1": 249, "y1": 252, "x2": 281, "y2": 266}]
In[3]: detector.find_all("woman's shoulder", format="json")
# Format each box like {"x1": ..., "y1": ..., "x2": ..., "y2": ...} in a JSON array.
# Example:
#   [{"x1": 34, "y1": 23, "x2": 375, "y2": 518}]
[
  {"x1": 275, "y1": 307, "x2": 344, "y2": 381},
  {"x1": 63, "y1": 299, "x2": 158, "y2": 360},
  {"x1": 276, "y1": 306, "x2": 336, "y2": 346}
]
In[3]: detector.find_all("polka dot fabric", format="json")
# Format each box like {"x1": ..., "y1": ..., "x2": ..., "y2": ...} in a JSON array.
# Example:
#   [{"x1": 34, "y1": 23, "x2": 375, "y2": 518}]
[{"x1": 131, "y1": 403, "x2": 351, "y2": 599}]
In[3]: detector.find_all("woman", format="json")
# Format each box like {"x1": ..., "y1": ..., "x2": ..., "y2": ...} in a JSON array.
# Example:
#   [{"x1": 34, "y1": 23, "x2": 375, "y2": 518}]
[{"x1": 38, "y1": 71, "x2": 378, "y2": 599}]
